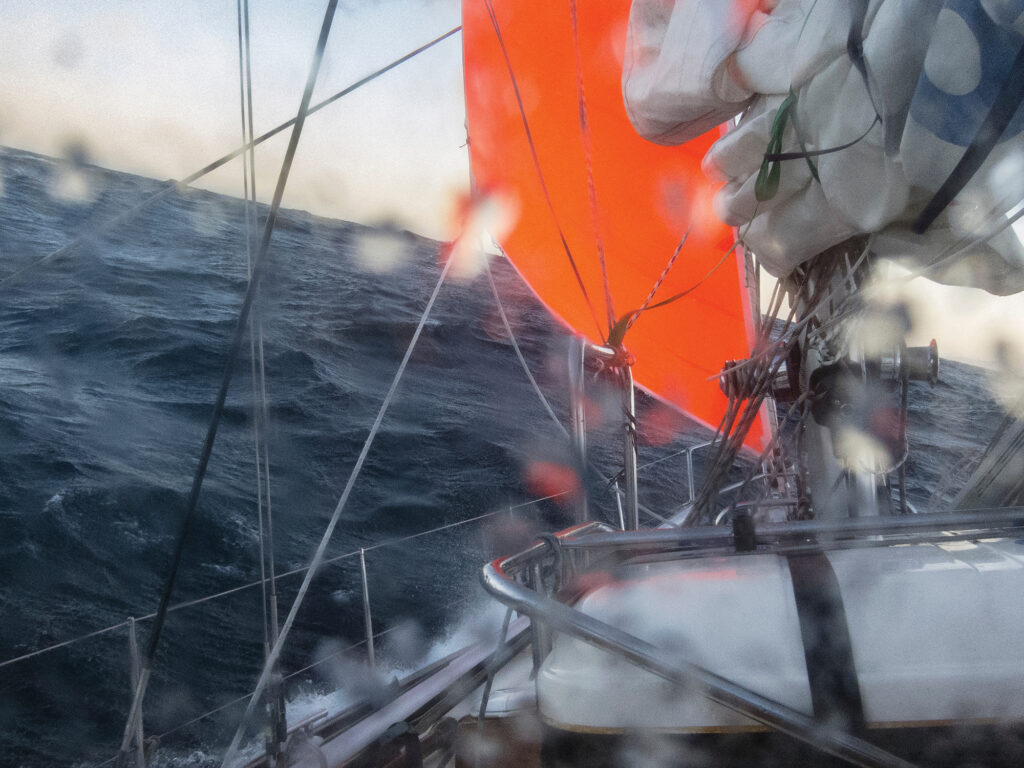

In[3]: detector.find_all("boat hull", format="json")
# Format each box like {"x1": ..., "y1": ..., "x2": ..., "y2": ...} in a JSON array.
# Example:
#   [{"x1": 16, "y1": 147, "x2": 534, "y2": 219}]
[{"x1": 539, "y1": 722, "x2": 1024, "y2": 768}]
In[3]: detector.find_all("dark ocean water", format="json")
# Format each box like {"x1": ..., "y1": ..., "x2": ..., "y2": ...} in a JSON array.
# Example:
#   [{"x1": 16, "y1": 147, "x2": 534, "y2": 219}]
[{"x1": 0, "y1": 147, "x2": 1006, "y2": 767}]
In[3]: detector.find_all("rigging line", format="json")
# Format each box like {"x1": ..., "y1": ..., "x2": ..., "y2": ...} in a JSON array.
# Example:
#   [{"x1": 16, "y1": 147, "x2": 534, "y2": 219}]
[
  {"x1": 795, "y1": 239, "x2": 932, "y2": 344},
  {"x1": 152, "y1": 585, "x2": 476, "y2": 750},
  {"x1": 0, "y1": 621, "x2": 129, "y2": 671},
  {"x1": 2, "y1": 492, "x2": 593, "y2": 675},
  {"x1": 624, "y1": 229, "x2": 689, "y2": 334},
  {"x1": 569, "y1": 0, "x2": 615, "y2": 331},
  {"x1": 0, "y1": 569, "x2": 320, "y2": 671},
  {"x1": 707, "y1": 245, "x2": 864, "y2": 385},
  {"x1": 481, "y1": 0, "x2": 605, "y2": 342},
  {"x1": 2, "y1": 500, "x2": 554, "y2": 672},
  {"x1": 763, "y1": 114, "x2": 880, "y2": 163},
  {"x1": 255, "y1": 351, "x2": 278, "y2": 639},
  {"x1": 760, "y1": 268, "x2": 785, "y2": 339},
  {"x1": 695, "y1": 276, "x2": 796, "y2": 509},
  {"x1": 699, "y1": 249, "x2": 858, "y2": 513},
  {"x1": 218, "y1": 252, "x2": 454, "y2": 768},
  {"x1": 723, "y1": 272, "x2": 821, "y2": 450},
  {"x1": 240, "y1": 0, "x2": 282, "y2": 655},
  {"x1": 486, "y1": 253, "x2": 665, "y2": 523},
  {"x1": 154, "y1": 625, "x2": 407, "y2": 745},
  {"x1": 619, "y1": 234, "x2": 737, "y2": 340},
  {"x1": 117, "y1": 3, "x2": 341, "y2": 761},
  {"x1": 364, "y1": 500, "x2": 530, "y2": 553},
  {"x1": 235, "y1": 0, "x2": 270, "y2": 655},
  {"x1": 0, "y1": 26, "x2": 462, "y2": 293},
  {"x1": 636, "y1": 445, "x2": 694, "y2": 472},
  {"x1": 485, "y1": 256, "x2": 567, "y2": 438},
  {"x1": 907, "y1": 197, "x2": 1024, "y2": 284},
  {"x1": 636, "y1": 499, "x2": 670, "y2": 525},
  {"x1": 241, "y1": 0, "x2": 258, "y2": 222},
  {"x1": 282, "y1": 621, "x2": 411, "y2": 681},
  {"x1": 709, "y1": 368, "x2": 784, "y2": 495},
  {"x1": 624, "y1": 208, "x2": 759, "y2": 343},
  {"x1": 0, "y1": 179, "x2": 176, "y2": 291},
  {"x1": 698, "y1": 396, "x2": 743, "y2": 501},
  {"x1": 726, "y1": 390, "x2": 813, "y2": 506}
]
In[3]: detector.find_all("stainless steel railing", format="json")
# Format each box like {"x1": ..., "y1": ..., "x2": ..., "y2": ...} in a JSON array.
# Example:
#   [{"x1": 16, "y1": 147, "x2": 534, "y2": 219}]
[{"x1": 481, "y1": 508, "x2": 1024, "y2": 768}]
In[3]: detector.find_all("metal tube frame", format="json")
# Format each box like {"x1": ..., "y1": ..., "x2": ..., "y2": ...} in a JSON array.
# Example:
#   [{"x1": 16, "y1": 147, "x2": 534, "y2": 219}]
[
  {"x1": 570, "y1": 338, "x2": 639, "y2": 529},
  {"x1": 482, "y1": 507, "x2": 1024, "y2": 767},
  {"x1": 620, "y1": 364, "x2": 639, "y2": 530},
  {"x1": 483, "y1": 562, "x2": 913, "y2": 768},
  {"x1": 568, "y1": 336, "x2": 589, "y2": 525}
]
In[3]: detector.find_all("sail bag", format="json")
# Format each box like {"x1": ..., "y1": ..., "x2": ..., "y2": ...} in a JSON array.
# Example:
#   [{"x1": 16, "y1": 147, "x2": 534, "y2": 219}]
[{"x1": 623, "y1": 0, "x2": 1024, "y2": 294}]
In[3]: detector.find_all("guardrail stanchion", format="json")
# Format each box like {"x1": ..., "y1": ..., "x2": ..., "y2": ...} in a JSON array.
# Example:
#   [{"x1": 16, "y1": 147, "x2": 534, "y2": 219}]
[
  {"x1": 359, "y1": 548, "x2": 375, "y2": 669},
  {"x1": 128, "y1": 617, "x2": 146, "y2": 767},
  {"x1": 568, "y1": 335, "x2": 589, "y2": 524}
]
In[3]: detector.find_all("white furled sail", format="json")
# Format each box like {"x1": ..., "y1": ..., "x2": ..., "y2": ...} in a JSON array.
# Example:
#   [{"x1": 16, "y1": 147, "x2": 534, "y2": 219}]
[{"x1": 623, "y1": 0, "x2": 1024, "y2": 294}]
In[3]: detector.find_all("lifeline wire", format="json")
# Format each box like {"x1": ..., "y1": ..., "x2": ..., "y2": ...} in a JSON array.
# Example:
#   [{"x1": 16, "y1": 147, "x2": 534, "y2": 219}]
[
  {"x1": 94, "y1": 622, "x2": 412, "y2": 767},
  {"x1": 116, "y1": 2, "x2": 340, "y2": 762},
  {"x1": 218, "y1": 253, "x2": 455, "y2": 768},
  {"x1": 0, "y1": 494, "x2": 563, "y2": 672},
  {"x1": 0, "y1": 26, "x2": 462, "y2": 293},
  {"x1": 148, "y1": 589, "x2": 479, "y2": 756}
]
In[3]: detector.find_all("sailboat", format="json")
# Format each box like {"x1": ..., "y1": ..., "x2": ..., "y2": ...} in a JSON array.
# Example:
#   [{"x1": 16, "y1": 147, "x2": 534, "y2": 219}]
[
  {"x1": 4, "y1": 0, "x2": 1024, "y2": 766},
  {"x1": 225, "y1": 2, "x2": 1024, "y2": 767}
]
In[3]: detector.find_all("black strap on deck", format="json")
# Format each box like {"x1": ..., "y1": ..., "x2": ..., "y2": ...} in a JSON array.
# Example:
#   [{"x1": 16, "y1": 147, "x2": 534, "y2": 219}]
[{"x1": 786, "y1": 552, "x2": 867, "y2": 733}]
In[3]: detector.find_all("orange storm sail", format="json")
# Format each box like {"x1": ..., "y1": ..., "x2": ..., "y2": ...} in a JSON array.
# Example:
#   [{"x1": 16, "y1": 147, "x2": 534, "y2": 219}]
[{"x1": 461, "y1": 0, "x2": 763, "y2": 449}]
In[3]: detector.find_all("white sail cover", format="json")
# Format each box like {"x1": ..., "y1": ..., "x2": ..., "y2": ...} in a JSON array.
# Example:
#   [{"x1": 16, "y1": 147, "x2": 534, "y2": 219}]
[{"x1": 623, "y1": 0, "x2": 1024, "y2": 294}]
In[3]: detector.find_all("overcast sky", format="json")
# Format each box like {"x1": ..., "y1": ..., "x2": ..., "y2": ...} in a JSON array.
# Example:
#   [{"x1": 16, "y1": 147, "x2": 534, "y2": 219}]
[
  {"x1": 0, "y1": 0, "x2": 468, "y2": 239},
  {"x1": 2, "y1": 0, "x2": 1022, "y2": 371}
]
